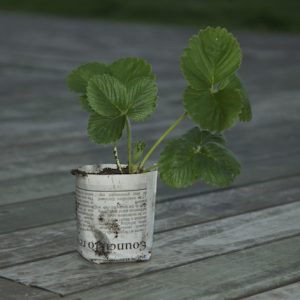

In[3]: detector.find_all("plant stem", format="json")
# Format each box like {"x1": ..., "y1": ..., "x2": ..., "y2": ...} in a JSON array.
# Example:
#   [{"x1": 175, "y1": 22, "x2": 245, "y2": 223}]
[
  {"x1": 125, "y1": 116, "x2": 132, "y2": 173},
  {"x1": 139, "y1": 112, "x2": 188, "y2": 170},
  {"x1": 113, "y1": 145, "x2": 123, "y2": 174}
]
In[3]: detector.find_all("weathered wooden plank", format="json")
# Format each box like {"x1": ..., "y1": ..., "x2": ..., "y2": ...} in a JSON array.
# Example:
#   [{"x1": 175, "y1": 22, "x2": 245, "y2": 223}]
[
  {"x1": 1, "y1": 61, "x2": 298, "y2": 127},
  {"x1": 0, "y1": 15, "x2": 298, "y2": 103},
  {"x1": 0, "y1": 277, "x2": 56, "y2": 300},
  {"x1": 2, "y1": 47, "x2": 299, "y2": 93},
  {"x1": 1, "y1": 86, "x2": 299, "y2": 147},
  {"x1": 0, "y1": 174, "x2": 299, "y2": 235},
  {"x1": 0, "y1": 220, "x2": 75, "y2": 269},
  {"x1": 0, "y1": 119, "x2": 187, "y2": 179},
  {"x1": 0, "y1": 13, "x2": 299, "y2": 74},
  {"x1": 58, "y1": 235, "x2": 300, "y2": 300},
  {"x1": 155, "y1": 175, "x2": 300, "y2": 232},
  {"x1": 1, "y1": 113, "x2": 299, "y2": 181},
  {"x1": 244, "y1": 282, "x2": 300, "y2": 299},
  {"x1": 1, "y1": 145, "x2": 299, "y2": 206},
  {"x1": 0, "y1": 193, "x2": 75, "y2": 234},
  {"x1": 0, "y1": 13, "x2": 189, "y2": 66},
  {"x1": 0, "y1": 103, "x2": 180, "y2": 147},
  {"x1": 0, "y1": 69, "x2": 182, "y2": 108},
  {"x1": 1, "y1": 176, "x2": 300, "y2": 266},
  {"x1": 1, "y1": 201, "x2": 300, "y2": 294}
]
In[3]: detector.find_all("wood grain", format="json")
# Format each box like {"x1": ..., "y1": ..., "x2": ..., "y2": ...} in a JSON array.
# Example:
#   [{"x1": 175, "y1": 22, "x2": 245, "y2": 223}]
[
  {"x1": 1, "y1": 147, "x2": 299, "y2": 206},
  {"x1": 59, "y1": 235, "x2": 300, "y2": 300},
  {"x1": 0, "y1": 174, "x2": 299, "y2": 235},
  {"x1": 1, "y1": 115, "x2": 299, "y2": 181},
  {"x1": 1, "y1": 201, "x2": 300, "y2": 294},
  {"x1": 244, "y1": 282, "x2": 300, "y2": 299},
  {"x1": 0, "y1": 278, "x2": 56, "y2": 300}
]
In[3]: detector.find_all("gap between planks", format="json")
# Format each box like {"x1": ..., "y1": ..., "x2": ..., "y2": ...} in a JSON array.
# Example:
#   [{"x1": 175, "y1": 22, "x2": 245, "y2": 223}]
[
  {"x1": 242, "y1": 280, "x2": 300, "y2": 299},
  {"x1": 0, "y1": 277, "x2": 56, "y2": 300}
]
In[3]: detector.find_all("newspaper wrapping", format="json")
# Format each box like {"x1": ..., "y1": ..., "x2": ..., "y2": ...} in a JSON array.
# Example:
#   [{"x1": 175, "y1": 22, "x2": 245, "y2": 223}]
[{"x1": 74, "y1": 164, "x2": 158, "y2": 263}]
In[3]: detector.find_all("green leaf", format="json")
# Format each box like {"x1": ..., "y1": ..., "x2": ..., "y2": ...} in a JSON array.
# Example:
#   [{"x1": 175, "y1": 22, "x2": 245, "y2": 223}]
[
  {"x1": 159, "y1": 127, "x2": 240, "y2": 188},
  {"x1": 79, "y1": 95, "x2": 94, "y2": 112},
  {"x1": 69, "y1": 58, "x2": 158, "y2": 146},
  {"x1": 239, "y1": 94, "x2": 252, "y2": 122},
  {"x1": 110, "y1": 57, "x2": 155, "y2": 83},
  {"x1": 197, "y1": 142, "x2": 240, "y2": 186},
  {"x1": 87, "y1": 74, "x2": 157, "y2": 121},
  {"x1": 127, "y1": 78, "x2": 157, "y2": 121},
  {"x1": 88, "y1": 113, "x2": 125, "y2": 144},
  {"x1": 184, "y1": 87, "x2": 243, "y2": 132},
  {"x1": 133, "y1": 141, "x2": 146, "y2": 162},
  {"x1": 225, "y1": 75, "x2": 252, "y2": 121},
  {"x1": 67, "y1": 63, "x2": 109, "y2": 93},
  {"x1": 87, "y1": 74, "x2": 127, "y2": 117},
  {"x1": 191, "y1": 129, "x2": 227, "y2": 145},
  {"x1": 180, "y1": 27, "x2": 241, "y2": 90}
]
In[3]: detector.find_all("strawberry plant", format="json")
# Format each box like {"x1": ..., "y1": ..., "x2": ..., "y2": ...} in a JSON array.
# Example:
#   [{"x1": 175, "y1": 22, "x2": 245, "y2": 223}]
[{"x1": 68, "y1": 27, "x2": 252, "y2": 188}]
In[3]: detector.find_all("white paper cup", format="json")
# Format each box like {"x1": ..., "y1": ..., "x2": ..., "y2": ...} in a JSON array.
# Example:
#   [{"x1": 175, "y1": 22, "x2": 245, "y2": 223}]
[{"x1": 73, "y1": 164, "x2": 158, "y2": 263}]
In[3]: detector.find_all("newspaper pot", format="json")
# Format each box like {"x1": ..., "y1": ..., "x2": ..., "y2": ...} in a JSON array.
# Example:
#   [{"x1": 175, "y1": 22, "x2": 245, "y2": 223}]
[{"x1": 73, "y1": 164, "x2": 158, "y2": 263}]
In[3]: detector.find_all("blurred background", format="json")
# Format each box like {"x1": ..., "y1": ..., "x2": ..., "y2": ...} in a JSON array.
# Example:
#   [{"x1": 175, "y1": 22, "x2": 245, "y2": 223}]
[{"x1": 0, "y1": 0, "x2": 300, "y2": 32}]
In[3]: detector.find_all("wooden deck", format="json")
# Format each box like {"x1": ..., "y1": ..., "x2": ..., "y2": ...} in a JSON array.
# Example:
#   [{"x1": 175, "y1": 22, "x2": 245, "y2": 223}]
[{"x1": 1, "y1": 12, "x2": 300, "y2": 300}]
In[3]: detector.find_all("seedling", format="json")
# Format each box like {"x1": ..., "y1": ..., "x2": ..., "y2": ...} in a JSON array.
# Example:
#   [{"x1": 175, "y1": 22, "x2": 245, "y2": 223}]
[{"x1": 68, "y1": 27, "x2": 252, "y2": 188}]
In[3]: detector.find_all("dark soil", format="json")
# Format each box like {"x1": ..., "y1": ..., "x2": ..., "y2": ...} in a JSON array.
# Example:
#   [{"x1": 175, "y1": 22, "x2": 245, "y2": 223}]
[{"x1": 71, "y1": 166, "x2": 130, "y2": 176}]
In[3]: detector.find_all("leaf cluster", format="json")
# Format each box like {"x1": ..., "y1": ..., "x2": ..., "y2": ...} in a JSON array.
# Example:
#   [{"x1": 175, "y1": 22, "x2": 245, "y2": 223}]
[
  {"x1": 68, "y1": 58, "x2": 158, "y2": 144},
  {"x1": 68, "y1": 27, "x2": 252, "y2": 188},
  {"x1": 159, "y1": 27, "x2": 252, "y2": 187}
]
